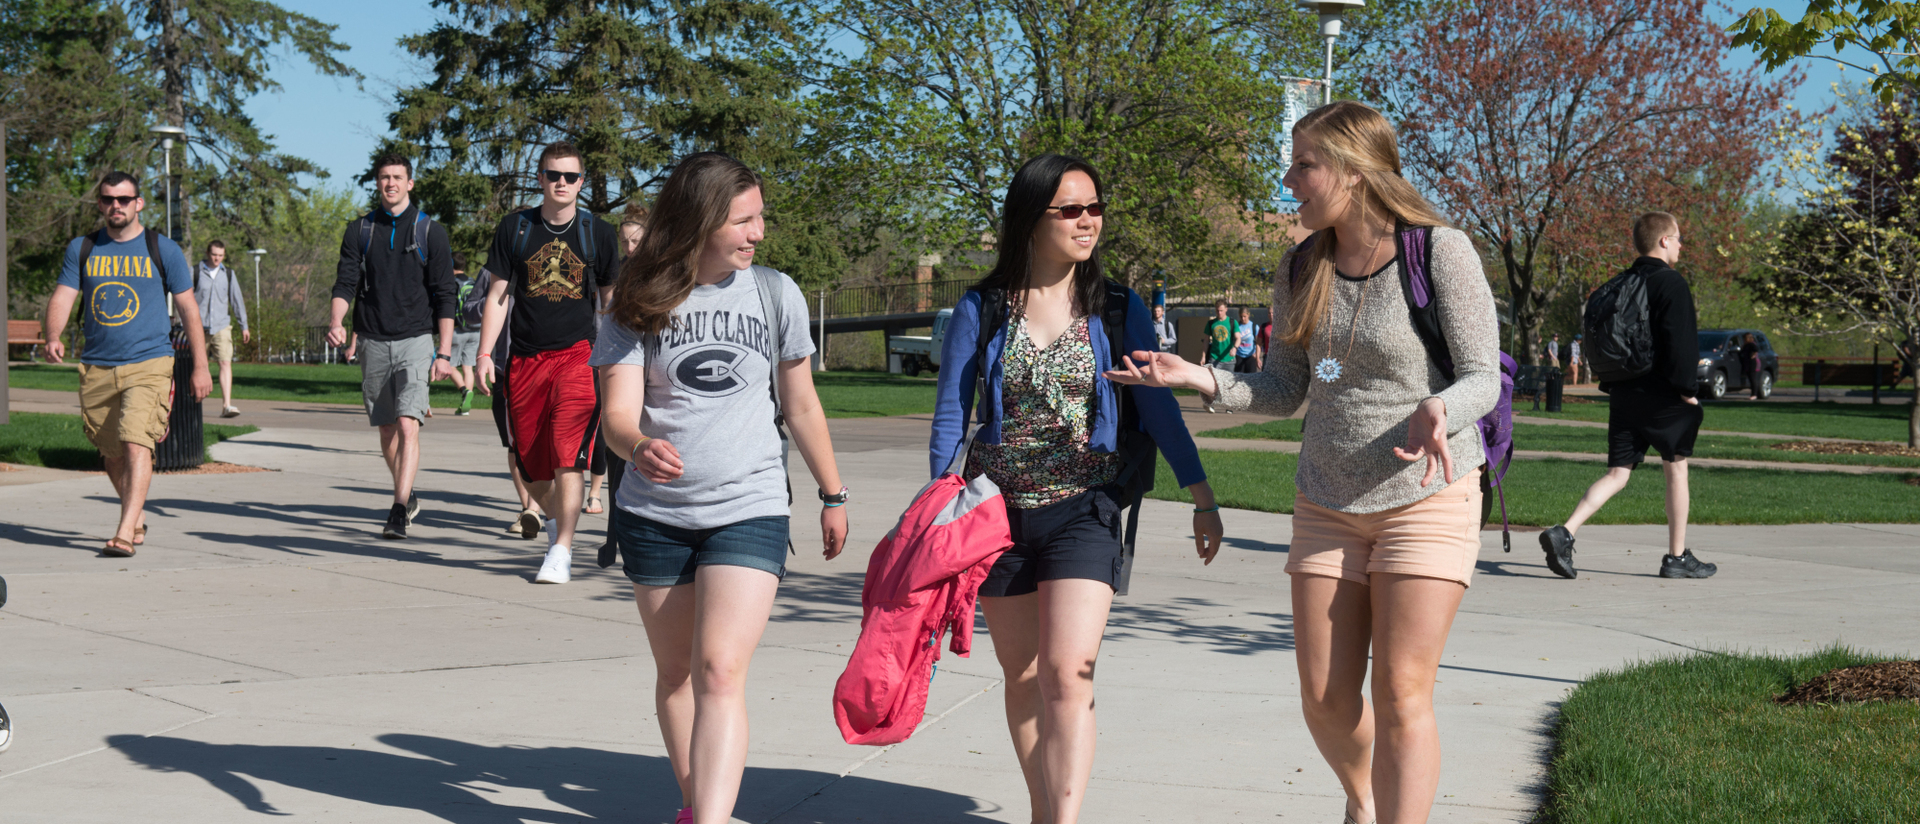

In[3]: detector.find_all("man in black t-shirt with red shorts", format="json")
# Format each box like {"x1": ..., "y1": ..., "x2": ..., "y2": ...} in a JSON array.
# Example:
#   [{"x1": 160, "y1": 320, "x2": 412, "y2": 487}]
[{"x1": 478, "y1": 141, "x2": 618, "y2": 585}]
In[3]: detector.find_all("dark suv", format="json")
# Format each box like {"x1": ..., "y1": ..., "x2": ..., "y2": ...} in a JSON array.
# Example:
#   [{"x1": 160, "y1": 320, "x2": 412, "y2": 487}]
[{"x1": 1696, "y1": 329, "x2": 1779, "y2": 400}]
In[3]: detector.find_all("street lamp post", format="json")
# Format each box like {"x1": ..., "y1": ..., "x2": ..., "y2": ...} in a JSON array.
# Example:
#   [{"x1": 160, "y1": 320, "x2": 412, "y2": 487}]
[
  {"x1": 249, "y1": 248, "x2": 266, "y2": 358},
  {"x1": 148, "y1": 124, "x2": 187, "y2": 240},
  {"x1": 1296, "y1": 1, "x2": 1365, "y2": 105}
]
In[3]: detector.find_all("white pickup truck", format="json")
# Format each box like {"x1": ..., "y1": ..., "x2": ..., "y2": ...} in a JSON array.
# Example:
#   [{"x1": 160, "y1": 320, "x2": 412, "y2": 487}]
[{"x1": 886, "y1": 308, "x2": 954, "y2": 376}]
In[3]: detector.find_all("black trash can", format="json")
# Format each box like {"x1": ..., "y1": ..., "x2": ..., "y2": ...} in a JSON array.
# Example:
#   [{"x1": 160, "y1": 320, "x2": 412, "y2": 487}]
[
  {"x1": 1544, "y1": 367, "x2": 1565, "y2": 413},
  {"x1": 153, "y1": 324, "x2": 204, "y2": 471}
]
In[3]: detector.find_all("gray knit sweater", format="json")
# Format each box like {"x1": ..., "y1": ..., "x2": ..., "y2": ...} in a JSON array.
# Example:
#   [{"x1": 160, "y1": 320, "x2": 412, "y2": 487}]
[{"x1": 1211, "y1": 226, "x2": 1501, "y2": 513}]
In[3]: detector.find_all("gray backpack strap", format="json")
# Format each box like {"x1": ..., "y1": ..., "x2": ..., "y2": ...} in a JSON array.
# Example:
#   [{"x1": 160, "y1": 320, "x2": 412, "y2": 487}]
[{"x1": 750, "y1": 265, "x2": 795, "y2": 519}]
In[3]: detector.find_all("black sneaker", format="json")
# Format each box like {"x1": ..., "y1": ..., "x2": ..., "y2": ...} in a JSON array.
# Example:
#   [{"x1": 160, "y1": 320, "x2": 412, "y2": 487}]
[
  {"x1": 383, "y1": 503, "x2": 409, "y2": 539},
  {"x1": 405, "y1": 493, "x2": 421, "y2": 524},
  {"x1": 0, "y1": 700, "x2": 11, "y2": 753},
  {"x1": 1540, "y1": 525, "x2": 1577, "y2": 579},
  {"x1": 1659, "y1": 549, "x2": 1717, "y2": 579}
]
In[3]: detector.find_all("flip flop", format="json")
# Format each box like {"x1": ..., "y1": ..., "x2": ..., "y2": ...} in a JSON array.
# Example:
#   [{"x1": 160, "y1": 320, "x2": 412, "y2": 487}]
[
  {"x1": 133, "y1": 525, "x2": 147, "y2": 545},
  {"x1": 101, "y1": 537, "x2": 136, "y2": 557},
  {"x1": 584, "y1": 496, "x2": 604, "y2": 515}
]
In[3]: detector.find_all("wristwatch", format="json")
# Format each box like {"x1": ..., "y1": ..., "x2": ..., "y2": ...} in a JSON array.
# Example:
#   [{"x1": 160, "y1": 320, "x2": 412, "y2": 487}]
[
  {"x1": 434, "y1": 352, "x2": 452, "y2": 361},
  {"x1": 819, "y1": 486, "x2": 850, "y2": 505}
]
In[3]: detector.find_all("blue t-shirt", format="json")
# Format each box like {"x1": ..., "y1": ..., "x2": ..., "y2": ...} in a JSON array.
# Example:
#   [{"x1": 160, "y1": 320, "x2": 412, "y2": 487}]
[
  {"x1": 56, "y1": 230, "x2": 194, "y2": 366},
  {"x1": 1236, "y1": 322, "x2": 1256, "y2": 357}
]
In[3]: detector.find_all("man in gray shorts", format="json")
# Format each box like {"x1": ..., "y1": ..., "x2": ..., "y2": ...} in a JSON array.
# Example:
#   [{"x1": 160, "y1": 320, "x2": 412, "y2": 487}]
[
  {"x1": 449, "y1": 253, "x2": 482, "y2": 415},
  {"x1": 327, "y1": 153, "x2": 457, "y2": 539}
]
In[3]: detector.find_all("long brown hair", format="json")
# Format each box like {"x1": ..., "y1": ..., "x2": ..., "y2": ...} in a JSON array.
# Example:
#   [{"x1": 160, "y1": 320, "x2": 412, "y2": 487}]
[
  {"x1": 1281, "y1": 101, "x2": 1452, "y2": 349},
  {"x1": 607, "y1": 152, "x2": 760, "y2": 336}
]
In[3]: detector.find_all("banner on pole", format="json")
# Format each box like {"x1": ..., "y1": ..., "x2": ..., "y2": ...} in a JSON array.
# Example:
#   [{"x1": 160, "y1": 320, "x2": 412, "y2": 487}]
[{"x1": 1267, "y1": 77, "x2": 1327, "y2": 207}]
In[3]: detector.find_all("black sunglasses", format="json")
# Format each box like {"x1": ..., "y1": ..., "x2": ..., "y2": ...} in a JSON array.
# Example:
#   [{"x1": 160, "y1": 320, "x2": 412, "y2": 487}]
[
  {"x1": 1045, "y1": 202, "x2": 1105, "y2": 219},
  {"x1": 98, "y1": 195, "x2": 138, "y2": 207},
  {"x1": 541, "y1": 170, "x2": 583, "y2": 184}
]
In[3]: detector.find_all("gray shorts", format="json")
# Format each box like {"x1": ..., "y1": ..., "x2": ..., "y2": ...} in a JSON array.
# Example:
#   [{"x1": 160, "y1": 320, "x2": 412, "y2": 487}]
[
  {"x1": 361, "y1": 335, "x2": 433, "y2": 426},
  {"x1": 451, "y1": 331, "x2": 481, "y2": 367}
]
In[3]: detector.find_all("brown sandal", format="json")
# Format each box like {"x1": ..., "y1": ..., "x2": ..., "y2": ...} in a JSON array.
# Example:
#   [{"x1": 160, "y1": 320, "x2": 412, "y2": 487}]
[
  {"x1": 133, "y1": 525, "x2": 147, "y2": 546},
  {"x1": 101, "y1": 537, "x2": 137, "y2": 557}
]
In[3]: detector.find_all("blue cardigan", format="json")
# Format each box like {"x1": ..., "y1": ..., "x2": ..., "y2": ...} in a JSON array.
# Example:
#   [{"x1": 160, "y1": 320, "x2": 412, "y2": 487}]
[{"x1": 928, "y1": 287, "x2": 1207, "y2": 489}]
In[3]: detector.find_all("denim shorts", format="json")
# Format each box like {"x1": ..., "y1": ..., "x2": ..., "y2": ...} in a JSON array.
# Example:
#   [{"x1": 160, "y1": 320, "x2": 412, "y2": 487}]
[
  {"x1": 614, "y1": 511, "x2": 789, "y2": 587},
  {"x1": 979, "y1": 486, "x2": 1125, "y2": 598}
]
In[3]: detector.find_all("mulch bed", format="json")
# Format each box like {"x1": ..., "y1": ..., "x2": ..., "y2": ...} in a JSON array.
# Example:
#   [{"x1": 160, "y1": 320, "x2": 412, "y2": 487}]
[
  {"x1": 159, "y1": 461, "x2": 271, "y2": 475},
  {"x1": 1776, "y1": 660, "x2": 1920, "y2": 705},
  {"x1": 1771, "y1": 440, "x2": 1920, "y2": 458}
]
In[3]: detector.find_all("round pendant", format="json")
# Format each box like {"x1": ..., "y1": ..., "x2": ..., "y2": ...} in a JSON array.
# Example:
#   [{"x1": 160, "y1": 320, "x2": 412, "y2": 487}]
[{"x1": 1314, "y1": 357, "x2": 1343, "y2": 383}]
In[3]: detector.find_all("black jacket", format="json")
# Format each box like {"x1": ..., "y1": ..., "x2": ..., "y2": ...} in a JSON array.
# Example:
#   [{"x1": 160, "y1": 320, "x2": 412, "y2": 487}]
[
  {"x1": 330, "y1": 202, "x2": 457, "y2": 341},
  {"x1": 1601, "y1": 256, "x2": 1698, "y2": 399}
]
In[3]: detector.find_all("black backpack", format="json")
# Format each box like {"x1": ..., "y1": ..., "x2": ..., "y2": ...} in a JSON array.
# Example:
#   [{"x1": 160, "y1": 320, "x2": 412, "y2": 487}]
[
  {"x1": 970, "y1": 280, "x2": 1158, "y2": 595},
  {"x1": 1583, "y1": 267, "x2": 1654, "y2": 383},
  {"x1": 455, "y1": 274, "x2": 484, "y2": 332}
]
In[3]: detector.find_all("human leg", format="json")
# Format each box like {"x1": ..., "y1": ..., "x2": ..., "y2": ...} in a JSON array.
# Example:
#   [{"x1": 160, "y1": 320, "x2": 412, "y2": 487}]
[
  {"x1": 687, "y1": 564, "x2": 781, "y2": 824},
  {"x1": 634, "y1": 582, "x2": 697, "y2": 807},
  {"x1": 1292, "y1": 573, "x2": 1377, "y2": 823},
  {"x1": 112, "y1": 442, "x2": 156, "y2": 546},
  {"x1": 1032, "y1": 578, "x2": 1113, "y2": 824},
  {"x1": 1367, "y1": 573, "x2": 1466, "y2": 824},
  {"x1": 1562, "y1": 466, "x2": 1632, "y2": 535},
  {"x1": 380, "y1": 416, "x2": 422, "y2": 505},
  {"x1": 981, "y1": 593, "x2": 1048, "y2": 823},
  {"x1": 546, "y1": 468, "x2": 585, "y2": 547},
  {"x1": 1662, "y1": 458, "x2": 1688, "y2": 556}
]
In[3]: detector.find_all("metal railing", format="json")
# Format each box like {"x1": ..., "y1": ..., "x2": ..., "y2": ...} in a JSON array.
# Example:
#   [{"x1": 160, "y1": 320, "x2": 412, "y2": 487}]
[{"x1": 812, "y1": 279, "x2": 975, "y2": 318}]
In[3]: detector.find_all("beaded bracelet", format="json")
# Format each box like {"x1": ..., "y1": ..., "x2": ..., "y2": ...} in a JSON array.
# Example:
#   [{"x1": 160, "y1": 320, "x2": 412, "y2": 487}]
[{"x1": 1193, "y1": 505, "x2": 1220, "y2": 514}]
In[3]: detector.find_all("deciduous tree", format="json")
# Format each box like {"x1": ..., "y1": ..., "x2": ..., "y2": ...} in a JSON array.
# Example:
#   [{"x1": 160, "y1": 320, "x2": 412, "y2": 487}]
[{"x1": 1380, "y1": 0, "x2": 1795, "y2": 363}]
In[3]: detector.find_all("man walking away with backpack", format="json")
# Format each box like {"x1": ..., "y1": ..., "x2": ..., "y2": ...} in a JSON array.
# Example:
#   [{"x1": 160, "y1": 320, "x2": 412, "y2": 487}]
[
  {"x1": 44, "y1": 171, "x2": 213, "y2": 556},
  {"x1": 1542, "y1": 212, "x2": 1715, "y2": 580},
  {"x1": 478, "y1": 141, "x2": 619, "y2": 585},
  {"x1": 327, "y1": 154, "x2": 458, "y2": 540},
  {"x1": 195, "y1": 240, "x2": 250, "y2": 418},
  {"x1": 450, "y1": 253, "x2": 481, "y2": 415}
]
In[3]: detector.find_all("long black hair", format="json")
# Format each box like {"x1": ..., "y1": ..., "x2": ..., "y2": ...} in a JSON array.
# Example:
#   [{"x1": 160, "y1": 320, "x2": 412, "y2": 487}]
[{"x1": 975, "y1": 154, "x2": 1108, "y2": 318}]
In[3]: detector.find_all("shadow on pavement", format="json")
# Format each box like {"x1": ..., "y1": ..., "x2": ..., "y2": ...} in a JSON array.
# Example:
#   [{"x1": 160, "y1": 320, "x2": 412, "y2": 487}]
[
  {"x1": 0, "y1": 521, "x2": 103, "y2": 553},
  {"x1": 109, "y1": 732, "x2": 998, "y2": 823}
]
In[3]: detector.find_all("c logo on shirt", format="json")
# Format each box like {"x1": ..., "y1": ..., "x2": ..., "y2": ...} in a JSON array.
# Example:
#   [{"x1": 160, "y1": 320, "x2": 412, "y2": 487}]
[
  {"x1": 90, "y1": 282, "x2": 141, "y2": 327},
  {"x1": 669, "y1": 344, "x2": 754, "y2": 398}
]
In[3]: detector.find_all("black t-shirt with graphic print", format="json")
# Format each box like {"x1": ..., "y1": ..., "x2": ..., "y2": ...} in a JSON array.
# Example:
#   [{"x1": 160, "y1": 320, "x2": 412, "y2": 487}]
[{"x1": 486, "y1": 208, "x2": 620, "y2": 356}]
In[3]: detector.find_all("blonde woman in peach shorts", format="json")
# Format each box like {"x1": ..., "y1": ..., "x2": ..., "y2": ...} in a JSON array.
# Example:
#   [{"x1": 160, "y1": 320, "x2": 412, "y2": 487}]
[{"x1": 1107, "y1": 101, "x2": 1501, "y2": 824}]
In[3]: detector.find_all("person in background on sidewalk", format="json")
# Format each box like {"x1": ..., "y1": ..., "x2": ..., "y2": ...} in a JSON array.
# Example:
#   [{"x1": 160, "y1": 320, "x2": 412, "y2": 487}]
[
  {"x1": 1540, "y1": 212, "x2": 1715, "y2": 581},
  {"x1": 327, "y1": 153, "x2": 458, "y2": 540},
  {"x1": 195, "y1": 239, "x2": 250, "y2": 418},
  {"x1": 1203, "y1": 300, "x2": 1235, "y2": 412},
  {"x1": 1546, "y1": 333, "x2": 1561, "y2": 370},
  {"x1": 449, "y1": 253, "x2": 482, "y2": 415},
  {"x1": 1235, "y1": 306, "x2": 1260, "y2": 373},
  {"x1": 1151, "y1": 303, "x2": 1177, "y2": 353},
  {"x1": 477, "y1": 141, "x2": 619, "y2": 585},
  {"x1": 595, "y1": 152, "x2": 848, "y2": 824},
  {"x1": 1568, "y1": 334, "x2": 1583, "y2": 385},
  {"x1": 1739, "y1": 333, "x2": 1763, "y2": 401},
  {"x1": 587, "y1": 204, "x2": 648, "y2": 517},
  {"x1": 44, "y1": 171, "x2": 213, "y2": 557},
  {"x1": 1109, "y1": 101, "x2": 1502, "y2": 824}
]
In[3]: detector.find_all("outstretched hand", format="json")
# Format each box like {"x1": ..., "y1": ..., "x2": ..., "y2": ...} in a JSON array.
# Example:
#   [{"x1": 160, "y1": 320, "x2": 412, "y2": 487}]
[
  {"x1": 1393, "y1": 397, "x2": 1455, "y2": 487},
  {"x1": 1102, "y1": 350, "x2": 1210, "y2": 393}
]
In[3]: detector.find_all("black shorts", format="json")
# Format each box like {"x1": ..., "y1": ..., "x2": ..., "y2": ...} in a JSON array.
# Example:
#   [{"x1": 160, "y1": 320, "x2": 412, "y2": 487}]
[
  {"x1": 979, "y1": 487, "x2": 1125, "y2": 598},
  {"x1": 1606, "y1": 389, "x2": 1704, "y2": 467}
]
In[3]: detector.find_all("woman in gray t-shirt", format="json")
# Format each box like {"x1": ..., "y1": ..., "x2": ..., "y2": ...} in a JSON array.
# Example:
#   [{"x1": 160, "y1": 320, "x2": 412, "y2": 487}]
[
  {"x1": 1107, "y1": 102, "x2": 1500, "y2": 824},
  {"x1": 591, "y1": 153, "x2": 849, "y2": 824}
]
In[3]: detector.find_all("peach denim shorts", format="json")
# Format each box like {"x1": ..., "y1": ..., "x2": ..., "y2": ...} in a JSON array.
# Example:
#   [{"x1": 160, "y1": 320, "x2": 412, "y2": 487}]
[{"x1": 1287, "y1": 468, "x2": 1484, "y2": 588}]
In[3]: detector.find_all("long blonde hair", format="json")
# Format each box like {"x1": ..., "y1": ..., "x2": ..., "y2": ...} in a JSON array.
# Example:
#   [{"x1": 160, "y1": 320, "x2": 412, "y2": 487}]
[{"x1": 1280, "y1": 101, "x2": 1452, "y2": 349}]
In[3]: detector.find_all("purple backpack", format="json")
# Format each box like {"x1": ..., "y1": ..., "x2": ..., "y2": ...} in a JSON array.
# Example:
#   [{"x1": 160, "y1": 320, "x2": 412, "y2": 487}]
[{"x1": 1290, "y1": 225, "x2": 1519, "y2": 551}]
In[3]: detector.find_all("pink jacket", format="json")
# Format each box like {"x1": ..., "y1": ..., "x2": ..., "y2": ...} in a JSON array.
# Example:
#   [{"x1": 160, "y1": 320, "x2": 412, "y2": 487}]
[{"x1": 833, "y1": 472, "x2": 1011, "y2": 745}]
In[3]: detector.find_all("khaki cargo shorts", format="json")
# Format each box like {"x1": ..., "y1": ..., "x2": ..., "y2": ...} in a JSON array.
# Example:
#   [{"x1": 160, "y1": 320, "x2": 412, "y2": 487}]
[
  {"x1": 206, "y1": 325, "x2": 234, "y2": 365},
  {"x1": 79, "y1": 356, "x2": 175, "y2": 455}
]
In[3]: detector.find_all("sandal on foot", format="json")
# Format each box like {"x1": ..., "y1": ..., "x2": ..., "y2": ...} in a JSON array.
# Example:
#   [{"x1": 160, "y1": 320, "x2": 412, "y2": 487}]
[
  {"x1": 102, "y1": 537, "x2": 137, "y2": 557},
  {"x1": 583, "y1": 496, "x2": 604, "y2": 515},
  {"x1": 133, "y1": 525, "x2": 147, "y2": 545}
]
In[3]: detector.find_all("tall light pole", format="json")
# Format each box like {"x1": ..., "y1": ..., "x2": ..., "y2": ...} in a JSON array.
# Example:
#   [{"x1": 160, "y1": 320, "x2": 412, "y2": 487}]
[
  {"x1": 1297, "y1": 1, "x2": 1365, "y2": 105},
  {"x1": 249, "y1": 248, "x2": 267, "y2": 344},
  {"x1": 148, "y1": 124, "x2": 187, "y2": 240}
]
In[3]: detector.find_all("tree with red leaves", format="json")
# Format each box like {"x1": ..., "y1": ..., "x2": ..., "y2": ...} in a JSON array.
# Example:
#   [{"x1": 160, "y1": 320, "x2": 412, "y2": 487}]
[{"x1": 1376, "y1": 0, "x2": 1799, "y2": 364}]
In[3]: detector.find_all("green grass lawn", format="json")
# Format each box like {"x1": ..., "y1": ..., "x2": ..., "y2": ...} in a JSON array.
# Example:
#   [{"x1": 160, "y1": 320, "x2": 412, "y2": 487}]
[
  {"x1": 1151, "y1": 449, "x2": 1920, "y2": 524},
  {"x1": 1538, "y1": 647, "x2": 1920, "y2": 823},
  {"x1": 0, "y1": 411, "x2": 258, "y2": 470},
  {"x1": 1527, "y1": 396, "x2": 1914, "y2": 442},
  {"x1": 11, "y1": 364, "x2": 939, "y2": 418},
  {"x1": 1202, "y1": 418, "x2": 1920, "y2": 469}
]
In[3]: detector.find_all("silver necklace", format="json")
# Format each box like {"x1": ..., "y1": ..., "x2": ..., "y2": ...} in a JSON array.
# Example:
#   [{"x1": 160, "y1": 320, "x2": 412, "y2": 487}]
[{"x1": 542, "y1": 209, "x2": 577, "y2": 236}]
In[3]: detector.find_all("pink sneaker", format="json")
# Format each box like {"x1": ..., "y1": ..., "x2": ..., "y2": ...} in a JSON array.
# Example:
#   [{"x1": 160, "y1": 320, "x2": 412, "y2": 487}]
[{"x1": 675, "y1": 807, "x2": 693, "y2": 824}]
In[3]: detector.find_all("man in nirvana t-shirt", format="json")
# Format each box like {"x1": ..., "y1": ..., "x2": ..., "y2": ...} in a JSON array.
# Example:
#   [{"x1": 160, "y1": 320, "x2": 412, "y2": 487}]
[{"x1": 478, "y1": 141, "x2": 619, "y2": 585}]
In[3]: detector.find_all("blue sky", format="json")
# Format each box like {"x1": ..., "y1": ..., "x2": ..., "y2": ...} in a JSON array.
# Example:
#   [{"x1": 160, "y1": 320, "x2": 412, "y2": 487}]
[{"x1": 253, "y1": 1, "x2": 1867, "y2": 192}]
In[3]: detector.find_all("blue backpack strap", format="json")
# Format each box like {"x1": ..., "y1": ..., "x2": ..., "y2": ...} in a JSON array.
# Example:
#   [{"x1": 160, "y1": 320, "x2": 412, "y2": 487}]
[
  {"x1": 410, "y1": 212, "x2": 430, "y2": 262},
  {"x1": 511, "y1": 210, "x2": 533, "y2": 260}
]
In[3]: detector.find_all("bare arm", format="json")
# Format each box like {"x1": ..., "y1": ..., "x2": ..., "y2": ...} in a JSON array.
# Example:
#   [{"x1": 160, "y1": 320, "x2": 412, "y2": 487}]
[
  {"x1": 43, "y1": 285, "x2": 80, "y2": 362},
  {"x1": 778, "y1": 357, "x2": 848, "y2": 560},
  {"x1": 476, "y1": 277, "x2": 510, "y2": 394}
]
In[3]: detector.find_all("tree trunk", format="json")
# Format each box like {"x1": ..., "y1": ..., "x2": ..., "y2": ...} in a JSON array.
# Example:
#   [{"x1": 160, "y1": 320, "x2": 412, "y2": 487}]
[
  {"x1": 1908, "y1": 389, "x2": 1917, "y2": 449},
  {"x1": 1501, "y1": 241, "x2": 1539, "y2": 365}
]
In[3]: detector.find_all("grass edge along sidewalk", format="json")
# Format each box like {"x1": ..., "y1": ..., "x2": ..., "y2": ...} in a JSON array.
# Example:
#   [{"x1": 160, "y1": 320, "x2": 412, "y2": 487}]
[
  {"x1": 1150, "y1": 450, "x2": 1920, "y2": 525},
  {"x1": 0, "y1": 411, "x2": 257, "y2": 471},
  {"x1": 1536, "y1": 646, "x2": 1920, "y2": 824}
]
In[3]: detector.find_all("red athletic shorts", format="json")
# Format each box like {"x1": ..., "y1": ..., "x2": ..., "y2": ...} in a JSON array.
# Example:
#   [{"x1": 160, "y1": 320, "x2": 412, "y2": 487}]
[{"x1": 508, "y1": 340, "x2": 599, "y2": 482}]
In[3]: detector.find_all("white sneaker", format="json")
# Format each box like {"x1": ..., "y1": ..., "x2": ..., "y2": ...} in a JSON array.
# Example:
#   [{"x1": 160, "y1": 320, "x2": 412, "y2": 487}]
[{"x1": 534, "y1": 545, "x2": 572, "y2": 584}]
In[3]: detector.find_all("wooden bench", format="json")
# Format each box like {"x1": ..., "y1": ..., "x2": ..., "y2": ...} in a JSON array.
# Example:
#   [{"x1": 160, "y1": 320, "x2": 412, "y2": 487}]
[
  {"x1": 1802, "y1": 361, "x2": 1911, "y2": 388},
  {"x1": 8, "y1": 320, "x2": 48, "y2": 361}
]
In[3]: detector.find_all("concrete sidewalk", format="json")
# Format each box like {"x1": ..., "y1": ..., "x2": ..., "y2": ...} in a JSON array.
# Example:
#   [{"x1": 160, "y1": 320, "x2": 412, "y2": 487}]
[{"x1": 1, "y1": 403, "x2": 1915, "y2": 823}]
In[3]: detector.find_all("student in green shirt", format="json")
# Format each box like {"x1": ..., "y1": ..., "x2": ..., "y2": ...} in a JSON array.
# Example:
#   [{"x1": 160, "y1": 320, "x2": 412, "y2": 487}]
[{"x1": 1204, "y1": 300, "x2": 1236, "y2": 412}]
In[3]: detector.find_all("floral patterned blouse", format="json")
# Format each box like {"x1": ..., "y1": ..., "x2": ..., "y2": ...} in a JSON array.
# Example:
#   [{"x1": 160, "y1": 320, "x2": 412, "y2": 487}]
[{"x1": 966, "y1": 313, "x2": 1122, "y2": 509}]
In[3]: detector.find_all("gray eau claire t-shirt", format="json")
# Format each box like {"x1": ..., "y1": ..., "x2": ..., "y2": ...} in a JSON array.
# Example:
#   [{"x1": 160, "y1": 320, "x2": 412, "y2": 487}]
[{"x1": 590, "y1": 269, "x2": 815, "y2": 530}]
